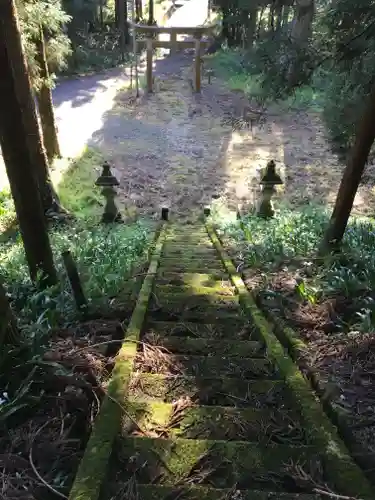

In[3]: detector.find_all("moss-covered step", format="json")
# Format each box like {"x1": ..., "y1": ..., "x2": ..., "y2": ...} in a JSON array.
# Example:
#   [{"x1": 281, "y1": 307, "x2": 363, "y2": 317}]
[
  {"x1": 141, "y1": 335, "x2": 265, "y2": 357},
  {"x1": 145, "y1": 320, "x2": 260, "y2": 341},
  {"x1": 158, "y1": 261, "x2": 226, "y2": 275},
  {"x1": 130, "y1": 485, "x2": 322, "y2": 500},
  {"x1": 156, "y1": 283, "x2": 236, "y2": 297},
  {"x1": 163, "y1": 234, "x2": 211, "y2": 246},
  {"x1": 162, "y1": 245, "x2": 217, "y2": 258},
  {"x1": 134, "y1": 354, "x2": 278, "y2": 379},
  {"x1": 129, "y1": 374, "x2": 293, "y2": 408},
  {"x1": 156, "y1": 272, "x2": 231, "y2": 287},
  {"x1": 150, "y1": 293, "x2": 240, "y2": 316},
  {"x1": 165, "y1": 227, "x2": 209, "y2": 237},
  {"x1": 110, "y1": 436, "x2": 318, "y2": 490},
  {"x1": 147, "y1": 308, "x2": 247, "y2": 324},
  {"x1": 122, "y1": 401, "x2": 308, "y2": 444}
]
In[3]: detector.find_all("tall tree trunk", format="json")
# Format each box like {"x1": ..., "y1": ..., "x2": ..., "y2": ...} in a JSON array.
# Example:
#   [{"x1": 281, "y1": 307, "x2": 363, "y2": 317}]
[
  {"x1": 99, "y1": 0, "x2": 104, "y2": 28},
  {"x1": 275, "y1": 2, "x2": 283, "y2": 34},
  {"x1": 115, "y1": 0, "x2": 119, "y2": 26},
  {"x1": 0, "y1": 278, "x2": 20, "y2": 347},
  {"x1": 320, "y1": 83, "x2": 375, "y2": 252},
  {"x1": 245, "y1": 9, "x2": 257, "y2": 48},
  {"x1": 290, "y1": 0, "x2": 314, "y2": 43},
  {"x1": 35, "y1": 26, "x2": 61, "y2": 163},
  {"x1": 268, "y1": 1, "x2": 275, "y2": 32},
  {"x1": 148, "y1": 0, "x2": 154, "y2": 25},
  {"x1": 287, "y1": 0, "x2": 314, "y2": 87},
  {"x1": 0, "y1": 0, "x2": 58, "y2": 285},
  {"x1": 282, "y1": 5, "x2": 291, "y2": 29},
  {"x1": 135, "y1": 0, "x2": 142, "y2": 21},
  {"x1": 5, "y1": 18, "x2": 64, "y2": 216}
]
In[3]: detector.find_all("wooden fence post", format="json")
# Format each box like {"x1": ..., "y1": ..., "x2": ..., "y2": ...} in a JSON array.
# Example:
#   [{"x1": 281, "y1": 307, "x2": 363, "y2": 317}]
[
  {"x1": 170, "y1": 31, "x2": 177, "y2": 55},
  {"x1": 146, "y1": 36, "x2": 153, "y2": 93},
  {"x1": 194, "y1": 36, "x2": 202, "y2": 93}
]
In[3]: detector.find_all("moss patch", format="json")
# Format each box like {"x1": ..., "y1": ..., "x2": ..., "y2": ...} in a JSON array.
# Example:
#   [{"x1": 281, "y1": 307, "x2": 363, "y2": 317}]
[
  {"x1": 121, "y1": 401, "x2": 307, "y2": 444},
  {"x1": 113, "y1": 436, "x2": 317, "y2": 490},
  {"x1": 156, "y1": 272, "x2": 232, "y2": 288},
  {"x1": 150, "y1": 293, "x2": 240, "y2": 316},
  {"x1": 162, "y1": 245, "x2": 217, "y2": 258},
  {"x1": 136, "y1": 485, "x2": 321, "y2": 500},
  {"x1": 158, "y1": 261, "x2": 225, "y2": 275},
  {"x1": 156, "y1": 282, "x2": 236, "y2": 296},
  {"x1": 128, "y1": 374, "x2": 290, "y2": 408}
]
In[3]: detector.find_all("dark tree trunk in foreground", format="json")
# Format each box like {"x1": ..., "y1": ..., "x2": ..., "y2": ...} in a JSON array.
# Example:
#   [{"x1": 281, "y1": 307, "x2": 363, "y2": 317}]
[
  {"x1": 0, "y1": 278, "x2": 20, "y2": 347},
  {"x1": 35, "y1": 26, "x2": 61, "y2": 162},
  {"x1": 0, "y1": 0, "x2": 57, "y2": 285},
  {"x1": 4, "y1": 10, "x2": 64, "y2": 216},
  {"x1": 321, "y1": 83, "x2": 375, "y2": 252}
]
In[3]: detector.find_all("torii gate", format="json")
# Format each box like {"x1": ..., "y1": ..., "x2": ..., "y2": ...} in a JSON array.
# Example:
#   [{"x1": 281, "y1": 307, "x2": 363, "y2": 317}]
[{"x1": 128, "y1": 1, "x2": 217, "y2": 96}]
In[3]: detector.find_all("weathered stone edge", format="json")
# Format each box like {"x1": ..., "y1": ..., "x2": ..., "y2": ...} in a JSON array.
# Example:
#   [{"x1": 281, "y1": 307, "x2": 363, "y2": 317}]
[
  {"x1": 258, "y1": 301, "x2": 375, "y2": 482},
  {"x1": 68, "y1": 224, "x2": 167, "y2": 500},
  {"x1": 205, "y1": 221, "x2": 375, "y2": 499}
]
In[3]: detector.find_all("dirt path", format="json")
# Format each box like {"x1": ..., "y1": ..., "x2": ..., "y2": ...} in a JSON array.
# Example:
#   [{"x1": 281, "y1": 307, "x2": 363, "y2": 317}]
[{"x1": 87, "y1": 50, "x2": 375, "y2": 221}]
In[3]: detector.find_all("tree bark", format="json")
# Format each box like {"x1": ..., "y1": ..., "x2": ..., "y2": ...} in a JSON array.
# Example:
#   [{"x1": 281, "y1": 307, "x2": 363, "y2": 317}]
[
  {"x1": 0, "y1": 278, "x2": 20, "y2": 347},
  {"x1": 148, "y1": 0, "x2": 154, "y2": 25},
  {"x1": 135, "y1": 0, "x2": 142, "y2": 21},
  {"x1": 290, "y1": 0, "x2": 314, "y2": 43},
  {"x1": 0, "y1": 0, "x2": 58, "y2": 285},
  {"x1": 282, "y1": 5, "x2": 291, "y2": 30},
  {"x1": 35, "y1": 27, "x2": 61, "y2": 163},
  {"x1": 5, "y1": 13, "x2": 64, "y2": 216},
  {"x1": 245, "y1": 9, "x2": 257, "y2": 48},
  {"x1": 321, "y1": 83, "x2": 375, "y2": 252},
  {"x1": 287, "y1": 0, "x2": 314, "y2": 87}
]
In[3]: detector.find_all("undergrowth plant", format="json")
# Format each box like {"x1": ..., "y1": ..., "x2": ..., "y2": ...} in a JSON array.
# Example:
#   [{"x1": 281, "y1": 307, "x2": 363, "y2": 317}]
[
  {"x1": 0, "y1": 220, "x2": 153, "y2": 335},
  {"x1": 214, "y1": 205, "x2": 375, "y2": 332}
]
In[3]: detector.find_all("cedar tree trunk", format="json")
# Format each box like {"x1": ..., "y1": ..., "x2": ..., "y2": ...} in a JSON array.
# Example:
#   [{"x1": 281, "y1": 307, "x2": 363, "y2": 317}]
[
  {"x1": 0, "y1": 0, "x2": 58, "y2": 285},
  {"x1": 35, "y1": 26, "x2": 61, "y2": 162}
]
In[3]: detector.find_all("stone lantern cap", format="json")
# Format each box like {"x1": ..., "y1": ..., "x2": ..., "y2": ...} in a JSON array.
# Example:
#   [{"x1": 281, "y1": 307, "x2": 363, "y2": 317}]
[
  {"x1": 260, "y1": 160, "x2": 283, "y2": 186},
  {"x1": 95, "y1": 161, "x2": 119, "y2": 187}
]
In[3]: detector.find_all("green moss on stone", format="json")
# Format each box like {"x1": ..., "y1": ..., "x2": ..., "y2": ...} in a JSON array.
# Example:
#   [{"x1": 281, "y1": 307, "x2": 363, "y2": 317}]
[
  {"x1": 206, "y1": 222, "x2": 375, "y2": 499},
  {"x1": 128, "y1": 373, "x2": 290, "y2": 408},
  {"x1": 158, "y1": 261, "x2": 225, "y2": 275},
  {"x1": 115, "y1": 436, "x2": 316, "y2": 489},
  {"x1": 156, "y1": 282, "x2": 236, "y2": 296},
  {"x1": 121, "y1": 401, "x2": 307, "y2": 443},
  {"x1": 156, "y1": 272, "x2": 230, "y2": 287},
  {"x1": 137, "y1": 484, "x2": 320, "y2": 500}
]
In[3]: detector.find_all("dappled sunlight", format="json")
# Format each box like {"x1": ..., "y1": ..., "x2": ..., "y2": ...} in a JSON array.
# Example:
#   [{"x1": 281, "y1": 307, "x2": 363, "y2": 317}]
[
  {"x1": 55, "y1": 71, "x2": 134, "y2": 159},
  {"x1": 222, "y1": 121, "x2": 285, "y2": 209}
]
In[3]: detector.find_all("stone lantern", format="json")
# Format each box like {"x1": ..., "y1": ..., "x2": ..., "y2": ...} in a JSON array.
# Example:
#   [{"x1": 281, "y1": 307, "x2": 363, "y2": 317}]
[
  {"x1": 95, "y1": 161, "x2": 122, "y2": 223},
  {"x1": 257, "y1": 160, "x2": 283, "y2": 218}
]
